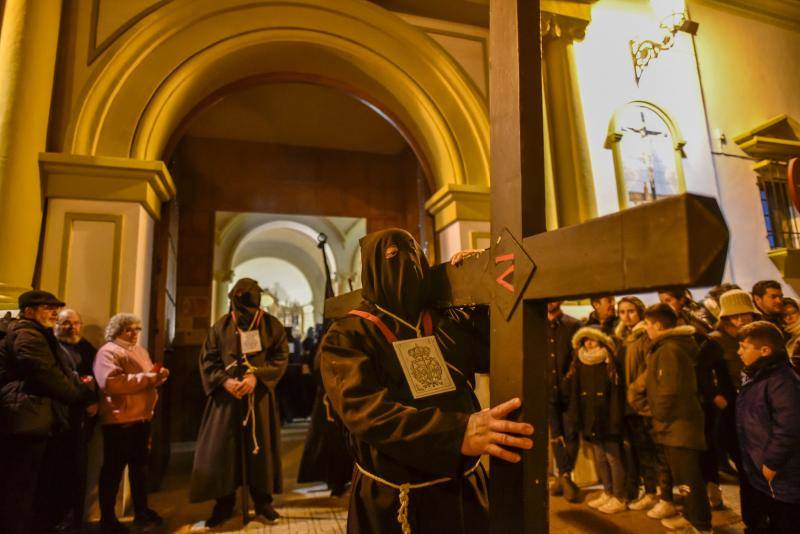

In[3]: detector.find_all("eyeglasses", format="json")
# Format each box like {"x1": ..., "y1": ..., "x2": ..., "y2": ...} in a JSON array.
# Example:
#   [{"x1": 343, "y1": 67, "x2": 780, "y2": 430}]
[{"x1": 125, "y1": 326, "x2": 143, "y2": 333}]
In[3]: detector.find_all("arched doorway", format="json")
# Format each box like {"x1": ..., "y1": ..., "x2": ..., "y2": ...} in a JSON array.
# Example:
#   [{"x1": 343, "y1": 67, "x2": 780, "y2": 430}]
[{"x1": 42, "y1": 0, "x2": 489, "y2": 522}]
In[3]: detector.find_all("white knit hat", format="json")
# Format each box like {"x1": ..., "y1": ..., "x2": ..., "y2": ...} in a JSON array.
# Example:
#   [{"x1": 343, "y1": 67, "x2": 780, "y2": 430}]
[{"x1": 719, "y1": 289, "x2": 758, "y2": 318}]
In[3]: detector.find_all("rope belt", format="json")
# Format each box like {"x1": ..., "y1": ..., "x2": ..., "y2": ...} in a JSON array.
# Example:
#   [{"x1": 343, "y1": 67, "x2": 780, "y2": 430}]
[
  {"x1": 354, "y1": 461, "x2": 481, "y2": 534},
  {"x1": 224, "y1": 357, "x2": 260, "y2": 454},
  {"x1": 228, "y1": 309, "x2": 265, "y2": 455}
]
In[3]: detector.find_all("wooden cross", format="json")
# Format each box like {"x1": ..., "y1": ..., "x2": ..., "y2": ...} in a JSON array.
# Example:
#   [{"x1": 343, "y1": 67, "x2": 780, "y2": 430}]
[{"x1": 324, "y1": 1, "x2": 729, "y2": 531}]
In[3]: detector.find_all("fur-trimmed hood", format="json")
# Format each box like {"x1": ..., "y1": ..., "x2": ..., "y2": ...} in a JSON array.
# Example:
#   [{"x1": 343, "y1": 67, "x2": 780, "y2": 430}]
[
  {"x1": 615, "y1": 320, "x2": 646, "y2": 341},
  {"x1": 572, "y1": 326, "x2": 617, "y2": 352},
  {"x1": 651, "y1": 324, "x2": 695, "y2": 344}
]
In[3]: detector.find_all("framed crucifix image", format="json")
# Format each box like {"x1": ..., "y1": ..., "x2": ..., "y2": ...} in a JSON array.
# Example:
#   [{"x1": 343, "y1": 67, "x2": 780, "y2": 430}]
[{"x1": 605, "y1": 101, "x2": 687, "y2": 209}]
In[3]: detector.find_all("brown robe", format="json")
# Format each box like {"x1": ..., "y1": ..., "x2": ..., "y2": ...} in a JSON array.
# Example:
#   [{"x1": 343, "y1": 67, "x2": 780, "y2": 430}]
[
  {"x1": 189, "y1": 312, "x2": 288, "y2": 502},
  {"x1": 320, "y1": 303, "x2": 490, "y2": 534}
]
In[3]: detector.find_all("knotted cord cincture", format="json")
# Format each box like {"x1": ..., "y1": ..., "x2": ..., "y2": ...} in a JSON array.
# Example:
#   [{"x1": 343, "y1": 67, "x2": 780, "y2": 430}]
[{"x1": 354, "y1": 461, "x2": 481, "y2": 534}]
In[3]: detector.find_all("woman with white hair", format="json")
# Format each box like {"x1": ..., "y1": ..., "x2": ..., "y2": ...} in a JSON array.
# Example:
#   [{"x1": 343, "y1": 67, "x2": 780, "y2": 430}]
[{"x1": 93, "y1": 313, "x2": 169, "y2": 533}]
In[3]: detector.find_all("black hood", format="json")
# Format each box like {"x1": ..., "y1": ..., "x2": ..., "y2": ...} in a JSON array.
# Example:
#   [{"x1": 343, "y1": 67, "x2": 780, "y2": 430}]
[
  {"x1": 228, "y1": 278, "x2": 262, "y2": 329},
  {"x1": 359, "y1": 228, "x2": 430, "y2": 323}
]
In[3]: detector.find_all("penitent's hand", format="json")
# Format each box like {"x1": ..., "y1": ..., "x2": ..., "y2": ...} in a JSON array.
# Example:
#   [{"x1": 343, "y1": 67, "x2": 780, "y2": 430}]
[
  {"x1": 224, "y1": 378, "x2": 243, "y2": 399},
  {"x1": 450, "y1": 249, "x2": 483, "y2": 266},
  {"x1": 157, "y1": 367, "x2": 170, "y2": 385},
  {"x1": 460, "y1": 397, "x2": 534, "y2": 463},
  {"x1": 236, "y1": 373, "x2": 257, "y2": 396}
]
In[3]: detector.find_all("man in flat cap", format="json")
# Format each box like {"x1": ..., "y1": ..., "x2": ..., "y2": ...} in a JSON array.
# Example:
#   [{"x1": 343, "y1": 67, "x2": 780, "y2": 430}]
[
  {"x1": 0, "y1": 291, "x2": 96, "y2": 534},
  {"x1": 190, "y1": 278, "x2": 289, "y2": 527}
]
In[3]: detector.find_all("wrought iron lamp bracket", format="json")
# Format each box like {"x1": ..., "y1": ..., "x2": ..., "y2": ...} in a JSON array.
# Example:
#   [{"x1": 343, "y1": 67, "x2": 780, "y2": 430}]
[{"x1": 630, "y1": 11, "x2": 696, "y2": 85}]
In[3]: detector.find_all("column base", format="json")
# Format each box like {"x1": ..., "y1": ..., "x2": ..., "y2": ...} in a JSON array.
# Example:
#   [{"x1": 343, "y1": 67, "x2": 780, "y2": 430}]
[{"x1": 0, "y1": 284, "x2": 30, "y2": 310}]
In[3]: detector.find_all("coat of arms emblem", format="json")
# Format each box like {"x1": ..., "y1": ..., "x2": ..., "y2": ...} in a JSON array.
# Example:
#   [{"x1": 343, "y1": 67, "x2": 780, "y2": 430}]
[
  {"x1": 392, "y1": 336, "x2": 456, "y2": 399},
  {"x1": 407, "y1": 344, "x2": 444, "y2": 388}
]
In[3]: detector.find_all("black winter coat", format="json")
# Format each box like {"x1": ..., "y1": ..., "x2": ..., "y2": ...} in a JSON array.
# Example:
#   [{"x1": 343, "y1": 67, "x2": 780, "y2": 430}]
[
  {"x1": 737, "y1": 353, "x2": 800, "y2": 504},
  {"x1": 568, "y1": 355, "x2": 624, "y2": 441},
  {"x1": 692, "y1": 332, "x2": 736, "y2": 405},
  {"x1": 547, "y1": 313, "x2": 581, "y2": 405},
  {"x1": 645, "y1": 326, "x2": 706, "y2": 450},
  {"x1": 0, "y1": 319, "x2": 93, "y2": 435}
]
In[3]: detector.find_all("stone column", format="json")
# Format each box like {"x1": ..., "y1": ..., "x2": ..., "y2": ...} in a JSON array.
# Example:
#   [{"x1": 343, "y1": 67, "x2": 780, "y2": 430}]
[
  {"x1": 37, "y1": 153, "x2": 176, "y2": 348},
  {"x1": 424, "y1": 183, "x2": 492, "y2": 262},
  {"x1": 0, "y1": 0, "x2": 63, "y2": 307},
  {"x1": 211, "y1": 269, "x2": 234, "y2": 324},
  {"x1": 542, "y1": 8, "x2": 600, "y2": 485},
  {"x1": 542, "y1": 12, "x2": 598, "y2": 227}
]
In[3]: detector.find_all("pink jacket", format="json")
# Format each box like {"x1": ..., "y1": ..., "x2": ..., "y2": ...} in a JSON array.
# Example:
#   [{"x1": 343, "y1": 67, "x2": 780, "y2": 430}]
[{"x1": 93, "y1": 339, "x2": 160, "y2": 425}]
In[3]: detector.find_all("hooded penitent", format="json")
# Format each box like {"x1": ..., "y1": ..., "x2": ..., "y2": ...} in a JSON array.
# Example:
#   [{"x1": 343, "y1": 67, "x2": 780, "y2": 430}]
[
  {"x1": 228, "y1": 278, "x2": 262, "y2": 329},
  {"x1": 359, "y1": 228, "x2": 430, "y2": 323}
]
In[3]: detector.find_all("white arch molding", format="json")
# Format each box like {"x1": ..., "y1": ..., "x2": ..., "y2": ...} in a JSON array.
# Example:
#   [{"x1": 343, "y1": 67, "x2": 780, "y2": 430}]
[
  {"x1": 65, "y1": 0, "x2": 490, "y2": 191},
  {"x1": 230, "y1": 220, "x2": 338, "y2": 277}
]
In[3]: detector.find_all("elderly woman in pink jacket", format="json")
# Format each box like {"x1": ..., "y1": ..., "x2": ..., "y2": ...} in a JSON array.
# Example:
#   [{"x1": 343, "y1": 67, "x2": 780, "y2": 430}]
[{"x1": 93, "y1": 313, "x2": 169, "y2": 534}]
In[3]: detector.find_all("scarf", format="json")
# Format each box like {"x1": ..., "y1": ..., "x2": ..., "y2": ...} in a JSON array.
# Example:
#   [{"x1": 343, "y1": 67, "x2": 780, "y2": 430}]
[
  {"x1": 578, "y1": 346, "x2": 609, "y2": 366},
  {"x1": 785, "y1": 319, "x2": 800, "y2": 355}
]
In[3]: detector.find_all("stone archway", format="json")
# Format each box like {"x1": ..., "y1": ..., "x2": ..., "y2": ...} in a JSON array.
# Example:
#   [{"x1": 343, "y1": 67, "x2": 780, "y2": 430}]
[{"x1": 65, "y1": 0, "x2": 489, "y2": 191}]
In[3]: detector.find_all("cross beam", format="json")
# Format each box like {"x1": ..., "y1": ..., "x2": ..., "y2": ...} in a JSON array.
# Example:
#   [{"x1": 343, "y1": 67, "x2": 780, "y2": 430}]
[{"x1": 324, "y1": 193, "x2": 728, "y2": 318}]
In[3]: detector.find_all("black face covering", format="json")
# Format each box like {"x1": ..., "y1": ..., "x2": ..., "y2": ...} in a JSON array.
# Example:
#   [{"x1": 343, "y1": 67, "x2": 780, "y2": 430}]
[
  {"x1": 360, "y1": 228, "x2": 430, "y2": 323},
  {"x1": 228, "y1": 278, "x2": 262, "y2": 329}
]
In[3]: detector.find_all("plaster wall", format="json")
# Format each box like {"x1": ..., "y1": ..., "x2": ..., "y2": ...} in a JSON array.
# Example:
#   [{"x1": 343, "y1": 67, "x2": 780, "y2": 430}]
[
  {"x1": 40, "y1": 198, "x2": 154, "y2": 348},
  {"x1": 575, "y1": 0, "x2": 718, "y2": 218},
  {"x1": 688, "y1": 0, "x2": 800, "y2": 291},
  {"x1": 400, "y1": 13, "x2": 488, "y2": 97},
  {"x1": 437, "y1": 220, "x2": 491, "y2": 262}
]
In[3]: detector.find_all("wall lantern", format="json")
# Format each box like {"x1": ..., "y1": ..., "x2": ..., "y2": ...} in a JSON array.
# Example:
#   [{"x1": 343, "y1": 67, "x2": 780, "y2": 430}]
[{"x1": 629, "y1": 9, "x2": 699, "y2": 85}]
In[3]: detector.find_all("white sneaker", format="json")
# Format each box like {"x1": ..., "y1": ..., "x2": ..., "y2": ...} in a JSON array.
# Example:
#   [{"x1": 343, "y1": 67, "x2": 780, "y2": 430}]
[
  {"x1": 646, "y1": 499, "x2": 677, "y2": 519},
  {"x1": 587, "y1": 492, "x2": 612, "y2": 509},
  {"x1": 707, "y1": 482, "x2": 724, "y2": 509},
  {"x1": 598, "y1": 496, "x2": 627, "y2": 514},
  {"x1": 661, "y1": 514, "x2": 692, "y2": 530},
  {"x1": 628, "y1": 493, "x2": 658, "y2": 511}
]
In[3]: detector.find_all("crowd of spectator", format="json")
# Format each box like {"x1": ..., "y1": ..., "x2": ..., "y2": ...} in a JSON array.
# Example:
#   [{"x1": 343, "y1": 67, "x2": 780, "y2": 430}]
[
  {"x1": 0, "y1": 291, "x2": 167, "y2": 534},
  {"x1": 2, "y1": 276, "x2": 799, "y2": 534},
  {"x1": 548, "y1": 281, "x2": 800, "y2": 533}
]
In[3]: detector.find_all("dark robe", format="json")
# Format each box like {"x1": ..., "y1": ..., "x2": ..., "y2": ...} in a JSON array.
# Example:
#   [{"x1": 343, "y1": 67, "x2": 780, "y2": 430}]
[
  {"x1": 297, "y1": 336, "x2": 353, "y2": 490},
  {"x1": 189, "y1": 311, "x2": 289, "y2": 502},
  {"x1": 320, "y1": 226, "x2": 490, "y2": 534},
  {"x1": 321, "y1": 304, "x2": 490, "y2": 533}
]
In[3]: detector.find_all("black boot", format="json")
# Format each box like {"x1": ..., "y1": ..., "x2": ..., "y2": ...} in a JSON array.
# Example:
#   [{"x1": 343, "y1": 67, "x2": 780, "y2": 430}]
[
  {"x1": 99, "y1": 517, "x2": 129, "y2": 534},
  {"x1": 254, "y1": 503, "x2": 281, "y2": 523},
  {"x1": 561, "y1": 474, "x2": 581, "y2": 503},
  {"x1": 205, "y1": 497, "x2": 234, "y2": 528},
  {"x1": 133, "y1": 508, "x2": 163, "y2": 527}
]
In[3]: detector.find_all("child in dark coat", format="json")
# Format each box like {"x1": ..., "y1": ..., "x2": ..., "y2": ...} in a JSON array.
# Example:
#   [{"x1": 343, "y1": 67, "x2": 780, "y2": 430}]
[{"x1": 568, "y1": 325, "x2": 626, "y2": 514}]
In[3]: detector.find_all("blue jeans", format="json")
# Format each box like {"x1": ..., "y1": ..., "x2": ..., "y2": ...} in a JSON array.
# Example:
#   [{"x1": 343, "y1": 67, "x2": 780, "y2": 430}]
[{"x1": 591, "y1": 440, "x2": 625, "y2": 499}]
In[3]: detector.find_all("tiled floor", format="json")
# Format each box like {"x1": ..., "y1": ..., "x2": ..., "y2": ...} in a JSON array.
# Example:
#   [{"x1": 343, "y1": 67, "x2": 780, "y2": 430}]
[{"x1": 84, "y1": 420, "x2": 747, "y2": 533}]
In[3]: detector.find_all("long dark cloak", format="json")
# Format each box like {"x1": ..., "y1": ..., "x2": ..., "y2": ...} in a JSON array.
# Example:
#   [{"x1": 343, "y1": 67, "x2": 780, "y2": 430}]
[
  {"x1": 321, "y1": 228, "x2": 491, "y2": 533},
  {"x1": 189, "y1": 312, "x2": 288, "y2": 502},
  {"x1": 296, "y1": 342, "x2": 353, "y2": 489}
]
